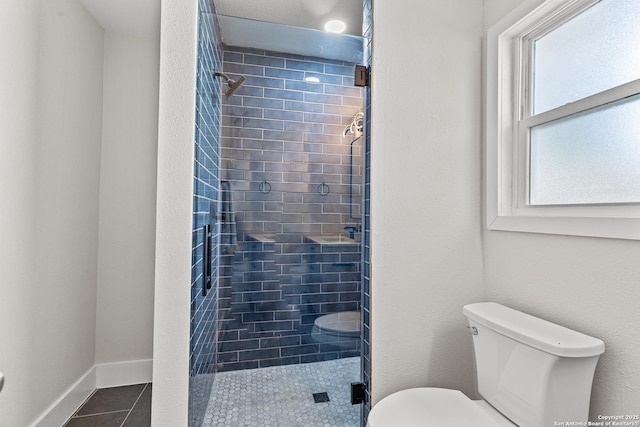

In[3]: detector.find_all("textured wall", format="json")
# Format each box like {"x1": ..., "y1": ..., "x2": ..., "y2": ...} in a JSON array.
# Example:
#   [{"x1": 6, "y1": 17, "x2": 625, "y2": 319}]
[
  {"x1": 370, "y1": 0, "x2": 485, "y2": 406},
  {"x1": 152, "y1": 0, "x2": 199, "y2": 423}
]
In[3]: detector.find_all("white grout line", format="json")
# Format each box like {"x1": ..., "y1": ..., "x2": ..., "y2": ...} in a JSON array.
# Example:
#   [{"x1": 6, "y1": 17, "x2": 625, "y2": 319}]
[
  {"x1": 72, "y1": 409, "x2": 130, "y2": 418},
  {"x1": 119, "y1": 383, "x2": 149, "y2": 426}
]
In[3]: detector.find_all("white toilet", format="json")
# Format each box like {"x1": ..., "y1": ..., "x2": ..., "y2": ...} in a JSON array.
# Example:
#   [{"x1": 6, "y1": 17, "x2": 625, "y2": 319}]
[
  {"x1": 311, "y1": 311, "x2": 360, "y2": 349},
  {"x1": 367, "y1": 302, "x2": 605, "y2": 427}
]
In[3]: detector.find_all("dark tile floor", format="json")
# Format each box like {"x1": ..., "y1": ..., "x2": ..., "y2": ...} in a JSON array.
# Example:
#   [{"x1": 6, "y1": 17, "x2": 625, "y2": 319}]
[{"x1": 64, "y1": 383, "x2": 151, "y2": 427}]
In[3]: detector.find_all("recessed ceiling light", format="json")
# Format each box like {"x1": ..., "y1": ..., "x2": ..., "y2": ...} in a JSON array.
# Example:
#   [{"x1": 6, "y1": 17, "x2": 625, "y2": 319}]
[
  {"x1": 305, "y1": 76, "x2": 321, "y2": 83},
  {"x1": 324, "y1": 20, "x2": 346, "y2": 34}
]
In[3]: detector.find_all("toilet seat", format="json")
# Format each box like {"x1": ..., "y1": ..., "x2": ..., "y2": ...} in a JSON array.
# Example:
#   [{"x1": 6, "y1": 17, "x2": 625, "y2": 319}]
[{"x1": 367, "y1": 388, "x2": 516, "y2": 427}]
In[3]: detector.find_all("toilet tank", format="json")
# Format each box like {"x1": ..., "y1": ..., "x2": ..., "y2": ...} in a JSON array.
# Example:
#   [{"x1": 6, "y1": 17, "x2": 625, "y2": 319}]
[{"x1": 463, "y1": 302, "x2": 605, "y2": 427}]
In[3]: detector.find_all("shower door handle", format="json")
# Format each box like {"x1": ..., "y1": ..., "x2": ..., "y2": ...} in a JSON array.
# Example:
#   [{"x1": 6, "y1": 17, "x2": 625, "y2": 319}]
[
  {"x1": 202, "y1": 224, "x2": 211, "y2": 297},
  {"x1": 0, "y1": 371, "x2": 5, "y2": 394}
]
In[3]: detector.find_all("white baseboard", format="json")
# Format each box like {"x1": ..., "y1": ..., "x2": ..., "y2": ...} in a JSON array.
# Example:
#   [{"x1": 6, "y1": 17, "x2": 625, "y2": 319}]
[
  {"x1": 32, "y1": 367, "x2": 96, "y2": 427},
  {"x1": 96, "y1": 359, "x2": 153, "y2": 388},
  {"x1": 32, "y1": 359, "x2": 153, "y2": 427}
]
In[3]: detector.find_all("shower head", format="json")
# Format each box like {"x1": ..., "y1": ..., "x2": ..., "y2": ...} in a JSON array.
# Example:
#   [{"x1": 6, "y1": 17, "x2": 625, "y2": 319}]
[{"x1": 214, "y1": 72, "x2": 246, "y2": 97}]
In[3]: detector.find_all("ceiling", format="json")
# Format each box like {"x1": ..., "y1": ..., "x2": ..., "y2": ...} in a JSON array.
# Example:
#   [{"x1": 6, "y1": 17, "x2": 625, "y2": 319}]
[
  {"x1": 79, "y1": 0, "x2": 364, "y2": 61},
  {"x1": 212, "y1": 0, "x2": 364, "y2": 37},
  {"x1": 80, "y1": 0, "x2": 363, "y2": 38},
  {"x1": 80, "y1": 0, "x2": 160, "y2": 37}
]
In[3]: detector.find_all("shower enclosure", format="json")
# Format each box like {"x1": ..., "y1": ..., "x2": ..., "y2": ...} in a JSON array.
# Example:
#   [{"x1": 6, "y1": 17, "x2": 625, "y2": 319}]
[
  {"x1": 189, "y1": 2, "x2": 371, "y2": 426},
  {"x1": 216, "y1": 70, "x2": 364, "y2": 370}
]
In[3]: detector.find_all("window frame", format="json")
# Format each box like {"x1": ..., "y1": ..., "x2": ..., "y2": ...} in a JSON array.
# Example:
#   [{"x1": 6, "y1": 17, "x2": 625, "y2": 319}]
[{"x1": 485, "y1": 0, "x2": 640, "y2": 240}]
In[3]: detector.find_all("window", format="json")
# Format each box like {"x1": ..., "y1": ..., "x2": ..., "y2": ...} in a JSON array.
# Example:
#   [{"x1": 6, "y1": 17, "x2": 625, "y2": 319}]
[{"x1": 486, "y1": 0, "x2": 640, "y2": 240}]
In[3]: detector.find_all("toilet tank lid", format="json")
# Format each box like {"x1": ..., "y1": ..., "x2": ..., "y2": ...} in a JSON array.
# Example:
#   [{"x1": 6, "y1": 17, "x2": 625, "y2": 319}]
[{"x1": 463, "y1": 302, "x2": 605, "y2": 358}]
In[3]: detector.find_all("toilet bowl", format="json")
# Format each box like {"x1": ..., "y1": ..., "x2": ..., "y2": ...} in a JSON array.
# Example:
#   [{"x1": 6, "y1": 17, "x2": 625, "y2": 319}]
[
  {"x1": 311, "y1": 311, "x2": 360, "y2": 349},
  {"x1": 367, "y1": 302, "x2": 605, "y2": 427}
]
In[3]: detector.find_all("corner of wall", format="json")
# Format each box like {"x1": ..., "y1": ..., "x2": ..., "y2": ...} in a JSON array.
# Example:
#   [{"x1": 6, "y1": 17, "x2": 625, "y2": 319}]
[
  {"x1": 152, "y1": 0, "x2": 200, "y2": 425},
  {"x1": 31, "y1": 359, "x2": 153, "y2": 427},
  {"x1": 95, "y1": 30, "x2": 160, "y2": 366}
]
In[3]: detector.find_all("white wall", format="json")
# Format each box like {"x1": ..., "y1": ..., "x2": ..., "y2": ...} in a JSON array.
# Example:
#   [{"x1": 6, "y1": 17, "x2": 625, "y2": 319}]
[
  {"x1": 369, "y1": 0, "x2": 485, "y2": 404},
  {"x1": 0, "y1": 0, "x2": 104, "y2": 425},
  {"x1": 151, "y1": 0, "x2": 199, "y2": 425},
  {"x1": 1, "y1": 0, "x2": 160, "y2": 423},
  {"x1": 483, "y1": 0, "x2": 640, "y2": 417},
  {"x1": 483, "y1": 234, "x2": 640, "y2": 415},
  {"x1": 96, "y1": 32, "x2": 159, "y2": 365},
  {"x1": 36, "y1": 0, "x2": 105, "y2": 409},
  {"x1": 0, "y1": 1, "x2": 41, "y2": 425}
]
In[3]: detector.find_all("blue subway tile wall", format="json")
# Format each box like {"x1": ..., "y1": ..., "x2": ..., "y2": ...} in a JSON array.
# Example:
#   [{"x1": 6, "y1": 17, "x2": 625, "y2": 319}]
[
  {"x1": 217, "y1": 47, "x2": 364, "y2": 371},
  {"x1": 189, "y1": 1, "x2": 222, "y2": 426},
  {"x1": 362, "y1": 0, "x2": 373, "y2": 424},
  {"x1": 215, "y1": 233, "x2": 362, "y2": 371}
]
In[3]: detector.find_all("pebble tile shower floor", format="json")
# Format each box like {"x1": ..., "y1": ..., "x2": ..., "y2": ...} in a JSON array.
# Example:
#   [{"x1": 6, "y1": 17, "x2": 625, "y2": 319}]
[{"x1": 202, "y1": 357, "x2": 361, "y2": 427}]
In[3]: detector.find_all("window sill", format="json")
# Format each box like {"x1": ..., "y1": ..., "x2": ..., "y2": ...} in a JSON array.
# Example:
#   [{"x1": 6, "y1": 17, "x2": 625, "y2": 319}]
[{"x1": 487, "y1": 215, "x2": 640, "y2": 240}]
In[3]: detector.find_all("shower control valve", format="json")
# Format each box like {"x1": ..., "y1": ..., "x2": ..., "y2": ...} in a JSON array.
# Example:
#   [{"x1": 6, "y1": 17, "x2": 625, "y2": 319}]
[{"x1": 344, "y1": 226, "x2": 358, "y2": 239}]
